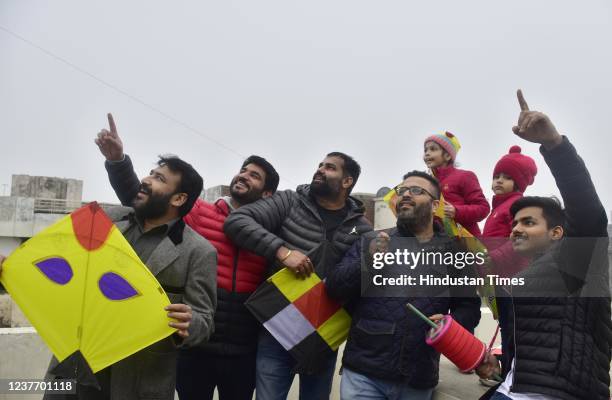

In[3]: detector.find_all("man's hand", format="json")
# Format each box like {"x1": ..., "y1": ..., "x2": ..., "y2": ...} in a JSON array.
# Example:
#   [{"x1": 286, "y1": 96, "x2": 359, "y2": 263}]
[
  {"x1": 512, "y1": 90, "x2": 563, "y2": 150},
  {"x1": 368, "y1": 231, "x2": 390, "y2": 257},
  {"x1": 476, "y1": 352, "x2": 501, "y2": 379},
  {"x1": 428, "y1": 314, "x2": 444, "y2": 324},
  {"x1": 0, "y1": 255, "x2": 5, "y2": 276},
  {"x1": 166, "y1": 303, "x2": 192, "y2": 338},
  {"x1": 443, "y1": 203, "x2": 456, "y2": 219},
  {"x1": 94, "y1": 113, "x2": 124, "y2": 161},
  {"x1": 276, "y1": 246, "x2": 314, "y2": 279}
]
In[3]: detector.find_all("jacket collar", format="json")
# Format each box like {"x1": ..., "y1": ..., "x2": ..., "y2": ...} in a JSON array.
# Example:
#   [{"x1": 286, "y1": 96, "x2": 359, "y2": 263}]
[
  {"x1": 296, "y1": 184, "x2": 366, "y2": 218},
  {"x1": 492, "y1": 191, "x2": 523, "y2": 209},
  {"x1": 119, "y1": 212, "x2": 185, "y2": 245},
  {"x1": 431, "y1": 164, "x2": 456, "y2": 181},
  {"x1": 392, "y1": 219, "x2": 447, "y2": 239}
]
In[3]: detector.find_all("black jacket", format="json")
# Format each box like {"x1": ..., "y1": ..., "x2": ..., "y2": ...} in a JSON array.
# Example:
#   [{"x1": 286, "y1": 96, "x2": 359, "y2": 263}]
[
  {"x1": 497, "y1": 138, "x2": 612, "y2": 400},
  {"x1": 223, "y1": 184, "x2": 372, "y2": 279},
  {"x1": 326, "y1": 225, "x2": 482, "y2": 388}
]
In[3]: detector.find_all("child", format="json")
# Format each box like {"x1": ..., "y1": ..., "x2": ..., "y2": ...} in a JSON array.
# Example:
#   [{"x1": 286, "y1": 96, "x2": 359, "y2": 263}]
[
  {"x1": 480, "y1": 145, "x2": 537, "y2": 386},
  {"x1": 424, "y1": 131, "x2": 490, "y2": 236},
  {"x1": 482, "y1": 145, "x2": 538, "y2": 277}
]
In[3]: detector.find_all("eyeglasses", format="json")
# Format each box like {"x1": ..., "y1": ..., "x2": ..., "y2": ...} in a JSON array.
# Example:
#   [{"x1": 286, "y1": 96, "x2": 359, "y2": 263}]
[{"x1": 394, "y1": 185, "x2": 435, "y2": 199}]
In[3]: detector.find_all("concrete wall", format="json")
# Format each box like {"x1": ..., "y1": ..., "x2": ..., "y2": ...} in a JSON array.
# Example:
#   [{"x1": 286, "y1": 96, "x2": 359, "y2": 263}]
[
  {"x1": 373, "y1": 197, "x2": 396, "y2": 230},
  {"x1": 0, "y1": 197, "x2": 64, "y2": 239},
  {"x1": 0, "y1": 328, "x2": 50, "y2": 400},
  {"x1": 10, "y1": 175, "x2": 82, "y2": 202},
  {"x1": 203, "y1": 185, "x2": 230, "y2": 203}
]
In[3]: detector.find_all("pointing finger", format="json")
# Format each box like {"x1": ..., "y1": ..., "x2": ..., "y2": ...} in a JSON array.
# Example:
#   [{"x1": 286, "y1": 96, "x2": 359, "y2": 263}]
[
  {"x1": 107, "y1": 113, "x2": 117, "y2": 136},
  {"x1": 517, "y1": 89, "x2": 529, "y2": 111}
]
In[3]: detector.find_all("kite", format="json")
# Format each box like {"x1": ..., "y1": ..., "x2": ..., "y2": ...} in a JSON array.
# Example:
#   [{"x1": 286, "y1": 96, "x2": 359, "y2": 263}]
[
  {"x1": 0, "y1": 202, "x2": 175, "y2": 383},
  {"x1": 384, "y1": 186, "x2": 498, "y2": 319},
  {"x1": 245, "y1": 268, "x2": 350, "y2": 372}
]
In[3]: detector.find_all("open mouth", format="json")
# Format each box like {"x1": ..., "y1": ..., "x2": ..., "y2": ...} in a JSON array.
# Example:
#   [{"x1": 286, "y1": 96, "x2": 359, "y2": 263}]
[
  {"x1": 137, "y1": 185, "x2": 152, "y2": 198},
  {"x1": 398, "y1": 201, "x2": 415, "y2": 209},
  {"x1": 232, "y1": 177, "x2": 250, "y2": 191}
]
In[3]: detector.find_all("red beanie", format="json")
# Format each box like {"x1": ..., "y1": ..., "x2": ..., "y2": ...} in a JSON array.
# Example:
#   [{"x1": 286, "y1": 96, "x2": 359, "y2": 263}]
[{"x1": 493, "y1": 146, "x2": 537, "y2": 193}]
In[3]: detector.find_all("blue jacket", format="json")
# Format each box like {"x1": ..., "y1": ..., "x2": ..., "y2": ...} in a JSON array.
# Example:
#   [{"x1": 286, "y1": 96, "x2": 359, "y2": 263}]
[{"x1": 327, "y1": 225, "x2": 481, "y2": 388}]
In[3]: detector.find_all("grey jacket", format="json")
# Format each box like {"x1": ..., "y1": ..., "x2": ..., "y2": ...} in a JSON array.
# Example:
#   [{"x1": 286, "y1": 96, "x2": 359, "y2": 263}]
[
  {"x1": 223, "y1": 184, "x2": 372, "y2": 279},
  {"x1": 44, "y1": 206, "x2": 217, "y2": 400}
]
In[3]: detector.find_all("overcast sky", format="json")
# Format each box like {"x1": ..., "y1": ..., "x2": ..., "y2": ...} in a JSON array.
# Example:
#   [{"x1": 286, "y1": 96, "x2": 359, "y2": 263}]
[{"x1": 1, "y1": 1, "x2": 611, "y2": 216}]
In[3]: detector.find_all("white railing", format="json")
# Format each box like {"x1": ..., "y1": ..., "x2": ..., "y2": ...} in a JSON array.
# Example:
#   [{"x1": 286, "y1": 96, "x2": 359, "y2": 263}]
[{"x1": 33, "y1": 198, "x2": 118, "y2": 214}]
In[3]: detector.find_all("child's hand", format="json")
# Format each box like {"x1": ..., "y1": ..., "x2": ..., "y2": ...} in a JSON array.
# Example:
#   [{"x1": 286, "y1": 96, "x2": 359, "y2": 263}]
[
  {"x1": 512, "y1": 90, "x2": 563, "y2": 150},
  {"x1": 443, "y1": 203, "x2": 456, "y2": 219},
  {"x1": 476, "y1": 352, "x2": 501, "y2": 379}
]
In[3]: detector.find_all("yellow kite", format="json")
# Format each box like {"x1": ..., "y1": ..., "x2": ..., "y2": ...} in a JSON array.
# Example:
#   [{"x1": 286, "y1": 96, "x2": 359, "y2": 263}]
[{"x1": 0, "y1": 202, "x2": 175, "y2": 375}]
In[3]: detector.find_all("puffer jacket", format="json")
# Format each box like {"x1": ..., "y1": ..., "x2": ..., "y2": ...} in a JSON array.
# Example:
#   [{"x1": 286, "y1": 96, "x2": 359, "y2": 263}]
[
  {"x1": 105, "y1": 156, "x2": 267, "y2": 355},
  {"x1": 500, "y1": 138, "x2": 612, "y2": 400},
  {"x1": 223, "y1": 184, "x2": 372, "y2": 279},
  {"x1": 184, "y1": 199, "x2": 267, "y2": 355},
  {"x1": 482, "y1": 192, "x2": 529, "y2": 278},
  {"x1": 432, "y1": 165, "x2": 490, "y2": 236},
  {"x1": 326, "y1": 226, "x2": 481, "y2": 389}
]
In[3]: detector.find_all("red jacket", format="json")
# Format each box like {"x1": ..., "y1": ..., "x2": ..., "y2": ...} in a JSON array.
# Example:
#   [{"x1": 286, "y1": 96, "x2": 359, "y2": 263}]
[
  {"x1": 432, "y1": 165, "x2": 490, "y2": 236},
  {"x1": 185, "y1": 198, "x2": 267, "y2": 293},
  {"x1": 183, "y1": 198, "x2": 268, "y2": 355},
  {"x1": 482, "y1": 192, "x2": 528, "y2": 278}
]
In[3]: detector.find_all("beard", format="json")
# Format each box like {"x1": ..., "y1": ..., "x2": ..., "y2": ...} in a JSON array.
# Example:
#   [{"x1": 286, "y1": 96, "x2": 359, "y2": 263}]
[
  {"x1": 229, "y1": 176, "x2": 264, "y2": 205},
  {"x1": 133, "y1": 189, "x2": 174, "y2": 220},
  {"x1": 396, "y1": 200, "x2": 431, "y2": 234},
  {"x1": 310, "y1": 173, "x2": 341, "y2": 198}
]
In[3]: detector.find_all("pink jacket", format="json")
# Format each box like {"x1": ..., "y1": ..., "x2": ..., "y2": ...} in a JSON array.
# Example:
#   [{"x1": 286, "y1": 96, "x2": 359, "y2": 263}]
[
  {"x1": 482, "y1": 192, "x2": 529, "y2": 277},
  {"x1": 432, "y1": 165, "x2": 490, "y2": 236}
]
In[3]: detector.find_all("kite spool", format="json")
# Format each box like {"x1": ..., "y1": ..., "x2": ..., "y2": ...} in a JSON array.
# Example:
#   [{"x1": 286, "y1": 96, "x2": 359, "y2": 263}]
[
  {"x1": 426, "y1": 315, "x2": 486, "y2": 372},
  {"x1": 406, "y1": 303, "x2": 486, "y2": 373}
]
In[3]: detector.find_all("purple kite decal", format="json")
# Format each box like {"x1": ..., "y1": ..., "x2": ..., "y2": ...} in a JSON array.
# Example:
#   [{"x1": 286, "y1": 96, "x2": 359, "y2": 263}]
[
  {"x1": 98, "y1": 272, "x2": 139, "y2": 301},
  {"x1": 35, "y1": 257, "x2": 73, "y2": 285}
]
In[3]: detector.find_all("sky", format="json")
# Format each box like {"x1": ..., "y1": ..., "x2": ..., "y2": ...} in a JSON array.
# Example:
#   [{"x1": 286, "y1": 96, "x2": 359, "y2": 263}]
[{"x1": 1, "y1": 1, "x2": 611, "y2": 216}]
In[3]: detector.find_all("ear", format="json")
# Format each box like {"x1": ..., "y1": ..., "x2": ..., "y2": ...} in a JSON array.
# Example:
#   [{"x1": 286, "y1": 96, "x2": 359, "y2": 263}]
[
  {"x1": 262, "y1": 190, "x2": 273, "y2": 199},
  {"x1": 170, "y1": 192, "x2": 188, "y2": 208},
  {"x1": 342, "y1": 176, "x2": 354, "y2": 190},
  {"x1": 443, "y1": 152, "x2": 452, "y2": 163},
  {"x1": 431, "y1": 199, "x2": 440, "y2": 213},
  {"x1": 549, "y1": 225, "x2": 564, "y2": 241}
]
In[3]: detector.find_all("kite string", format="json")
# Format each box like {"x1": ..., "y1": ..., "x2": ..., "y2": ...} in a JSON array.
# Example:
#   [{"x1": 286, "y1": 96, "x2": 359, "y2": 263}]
[{"x1": 0, "y1": 24, "x2": 299, "y2": 187}]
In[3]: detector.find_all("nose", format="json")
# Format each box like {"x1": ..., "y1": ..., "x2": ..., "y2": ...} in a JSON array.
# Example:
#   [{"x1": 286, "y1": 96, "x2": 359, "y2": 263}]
[{"x1": 511, "y1": 225, "x2": 522, "y2": 237}]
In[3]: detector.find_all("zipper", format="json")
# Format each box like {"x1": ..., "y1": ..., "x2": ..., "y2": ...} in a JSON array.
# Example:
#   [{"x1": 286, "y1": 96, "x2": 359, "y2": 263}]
[{"x1": 231, "y1": 249, "x2": 240, "y2": 293}]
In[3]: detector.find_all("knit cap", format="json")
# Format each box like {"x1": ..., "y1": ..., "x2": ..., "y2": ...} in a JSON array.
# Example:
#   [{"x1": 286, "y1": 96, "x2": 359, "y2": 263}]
[
  {"x1": 424, "y1": 131, "x2": 461, "y2": 161},
  {"x1": 493, "y1": 145, "x2": 537, "y2": 192}
]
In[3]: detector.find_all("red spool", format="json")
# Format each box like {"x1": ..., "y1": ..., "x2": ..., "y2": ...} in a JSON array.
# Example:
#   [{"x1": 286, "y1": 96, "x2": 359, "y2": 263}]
[{"x1": 425, "y1": 315, "x2": 486, "y2": 372}]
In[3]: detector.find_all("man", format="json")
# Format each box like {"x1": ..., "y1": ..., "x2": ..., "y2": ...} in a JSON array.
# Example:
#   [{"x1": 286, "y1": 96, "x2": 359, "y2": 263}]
[
  {"x1": 223, "y1": 152, "x2": 372, "y2": 400},
  {"x1": 0, "y1": 114, "x2": 217, "y2": 400},
  {"x1": 477, "y1": 91, "x2": 611, "y2": 400},
  {"x1": 326, "y1": 170, "x2": 482, "y2": 400},
  {"x1": 96, "y1": 114, "x2": 280, "y2": 400}
]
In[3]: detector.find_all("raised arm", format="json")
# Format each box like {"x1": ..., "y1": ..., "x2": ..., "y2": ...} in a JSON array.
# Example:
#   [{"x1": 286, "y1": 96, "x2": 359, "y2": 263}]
[
  {"x1": 94, "y1": 113, "x2": 140, "y2": 205},
  {"x1": 512, "y1": 89, "x2": 607, "y2": 237}
]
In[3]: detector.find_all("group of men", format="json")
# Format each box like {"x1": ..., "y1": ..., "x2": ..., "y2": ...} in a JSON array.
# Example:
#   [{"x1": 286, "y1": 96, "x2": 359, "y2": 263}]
[{"x1": 0, "y1": 90, "x2": 610, "y2": 400}]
